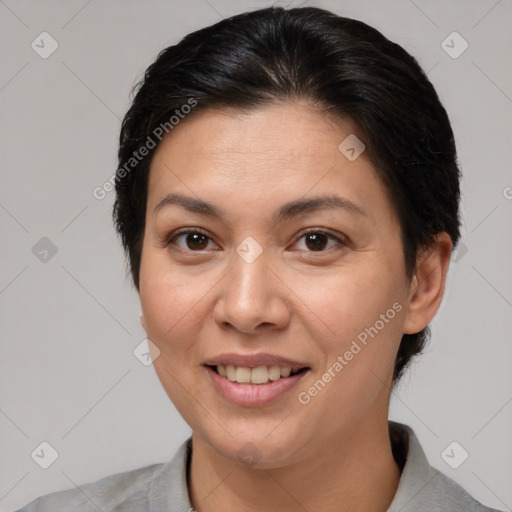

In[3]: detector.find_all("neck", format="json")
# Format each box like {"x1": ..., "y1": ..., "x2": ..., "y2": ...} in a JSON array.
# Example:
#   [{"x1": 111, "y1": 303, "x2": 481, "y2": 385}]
[{"x1": 188, "y1": 418, "x2": 401, "y2": 512}]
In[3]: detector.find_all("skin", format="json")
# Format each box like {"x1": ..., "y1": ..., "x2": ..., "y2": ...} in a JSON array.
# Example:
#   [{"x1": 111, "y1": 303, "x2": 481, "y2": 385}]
[{"x1": 138, "y1": 101, "x2": 452, "y2": 512}]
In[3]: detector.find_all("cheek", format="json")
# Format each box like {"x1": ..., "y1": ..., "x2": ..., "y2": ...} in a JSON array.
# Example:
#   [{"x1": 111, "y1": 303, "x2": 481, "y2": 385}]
[
  {"x1": 305, "y1": 262, "x2": 404, "y2": 343},
  {"x1": 295, "y1": 269, "x2": 404, "y2": 430},
  {"x1": 139, "y1": 246, "x2": 208, "y2": 329},
  {"x1": 298, "y1": 259, "x2": 405, "y2": 409},
  {"x1": 138, "y1": 254, "x2": 211, "y2": 416},
  {"x1": 139, "y1": 251, "x2": 199, "y2": 353},
  {"x1": 138, "y1": 248, "x2": 229, "y2": 375}
]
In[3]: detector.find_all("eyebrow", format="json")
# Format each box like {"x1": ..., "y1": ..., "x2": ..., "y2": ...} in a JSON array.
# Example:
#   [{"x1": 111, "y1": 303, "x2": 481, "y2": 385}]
[{"x1": 153, "y1": 193, "x2": 367, "y2": 221}]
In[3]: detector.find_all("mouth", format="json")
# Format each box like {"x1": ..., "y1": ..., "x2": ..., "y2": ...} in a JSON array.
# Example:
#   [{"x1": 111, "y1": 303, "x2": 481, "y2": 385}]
[
  {"x1": 204, "y1": 364, "x2": 310, "y2": 407},
  {"x1": 206, "y1": 364, "x2": 309, "y2": 385}
]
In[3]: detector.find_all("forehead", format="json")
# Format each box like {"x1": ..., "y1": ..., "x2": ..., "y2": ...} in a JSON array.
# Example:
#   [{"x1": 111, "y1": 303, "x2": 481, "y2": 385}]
[
  {"x1": 149, "y1": 102, "x2": 362, "y2": 179},
  {"x1": 146, "y1": 102, "x2": 395, "y2": 226}
]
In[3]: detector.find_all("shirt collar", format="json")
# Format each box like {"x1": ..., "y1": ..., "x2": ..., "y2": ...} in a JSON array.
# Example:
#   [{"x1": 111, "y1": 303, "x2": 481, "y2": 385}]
[
  {"x1": 387, "y1": 421, "x2": 439, "y2": 511},
  {"x1": 149, "y1": 437, "x2": 193, "y2": 512},
  {"x1": 148, "y1": 421, "x2": 432, "y2": 511}
]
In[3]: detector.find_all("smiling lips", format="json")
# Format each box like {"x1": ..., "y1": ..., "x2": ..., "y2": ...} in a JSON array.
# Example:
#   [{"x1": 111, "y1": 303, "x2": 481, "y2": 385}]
[
  {"x1": 204, "y1": 352, "x2": 309, "y2": 369},
  {"x1": 204, "y1": 352, "x2": 310, "y2": 406},
  {"x1": 213, "y1": 364, "x2": 304, "y2": 384},
  {"x1": 204, "y1": 352, "x2": 309, "y2": 384}
]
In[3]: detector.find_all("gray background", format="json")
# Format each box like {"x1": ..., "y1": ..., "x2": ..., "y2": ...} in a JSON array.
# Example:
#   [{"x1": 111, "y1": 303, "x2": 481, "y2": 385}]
[{"x1": 1, "y1": 0, "x2": 511, "y2": 510}]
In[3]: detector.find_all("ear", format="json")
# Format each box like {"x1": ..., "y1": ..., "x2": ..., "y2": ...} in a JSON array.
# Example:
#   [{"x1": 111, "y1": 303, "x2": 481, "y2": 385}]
[
  {"x1": 402, "y1": 232, "x2": 453, "y2": 335},
  {"x1": 140, "y1": 314, "x2": 147, "y2": 332}
]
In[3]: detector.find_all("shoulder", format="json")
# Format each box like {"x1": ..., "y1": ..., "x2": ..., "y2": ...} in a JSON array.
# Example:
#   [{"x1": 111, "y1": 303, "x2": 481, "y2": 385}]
[
  {"x1": 424, "y1": 467, "x2": 504, "y2": 512},
  {"x1": 388, "y1": 422, "x2": 504, "y2": 512},
  {"x1": 14, "y1": 462, "x2": 165, "y2": 512},
  {"x1": 15, "y1": 438, "x2": 192, "y2": 512}
]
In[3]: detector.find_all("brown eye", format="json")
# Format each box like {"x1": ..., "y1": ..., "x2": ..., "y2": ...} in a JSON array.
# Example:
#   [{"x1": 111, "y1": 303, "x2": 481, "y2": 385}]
[
  {"x1": 305, "y1": 233, "x2": 329, "y2": 251},
  {"x1": 184, "y1": 232, "x2": 209, "y2": 250},
  {"x1": 167, "y1": 230, "x2": 217, "y2": 251},
  {"x1": 293, "y1": 230, "x2": 345, "y2": 252}
]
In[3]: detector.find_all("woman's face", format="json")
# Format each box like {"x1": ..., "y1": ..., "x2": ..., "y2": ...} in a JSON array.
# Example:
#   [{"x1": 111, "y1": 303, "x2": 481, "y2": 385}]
[{"x1": 139, "y1": 102, "x2": 413, "y2": 467}]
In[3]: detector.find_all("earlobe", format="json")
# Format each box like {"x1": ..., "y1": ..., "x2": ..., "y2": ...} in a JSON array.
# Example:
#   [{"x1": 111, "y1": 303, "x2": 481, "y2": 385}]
[{"x1": 402, "y1": 232, "x2": 453, "y2": 335}]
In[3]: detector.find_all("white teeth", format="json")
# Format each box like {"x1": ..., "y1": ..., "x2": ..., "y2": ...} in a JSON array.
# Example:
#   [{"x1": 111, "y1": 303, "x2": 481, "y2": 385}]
[
  {"x1": 215, "y1": 364, "x2": 302, "y2": 384},
  {"x1": 235, "y1": 367, "x2": 251, "y2": 383},
  {"x1": 226, "y1": 365, "x2": 236, "y2": 381},
  {"x1": 268, "y1": 365, "x2": 281, "y2": 381},
  {"x1": 251, "y1": 366, "x2": 269, "y2": 384}
]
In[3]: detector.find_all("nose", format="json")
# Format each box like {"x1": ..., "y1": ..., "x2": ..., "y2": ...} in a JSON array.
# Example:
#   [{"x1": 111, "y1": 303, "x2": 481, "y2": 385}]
[{"x1": 212, "y1": 248, "x2": 291, "y2": 334}]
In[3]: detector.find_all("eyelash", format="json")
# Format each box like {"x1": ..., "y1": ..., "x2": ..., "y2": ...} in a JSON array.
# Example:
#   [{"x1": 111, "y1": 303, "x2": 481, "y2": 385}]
[
  {"x1": 165, "y1": 228, "x2": 218, "y2": 251},
  {"x1": 165, "y1": 228, "x2": 347, "y2": 253}
]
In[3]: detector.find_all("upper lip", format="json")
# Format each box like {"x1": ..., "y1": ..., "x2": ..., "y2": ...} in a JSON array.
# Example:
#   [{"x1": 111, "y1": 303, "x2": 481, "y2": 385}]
[{"x1": 204, "y1": 353, "x2": 309, "y2": 369}]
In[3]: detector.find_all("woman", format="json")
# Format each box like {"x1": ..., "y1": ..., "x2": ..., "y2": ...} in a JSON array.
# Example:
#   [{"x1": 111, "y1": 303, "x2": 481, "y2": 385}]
[{"x1": 17, "y1": 6, "x2": 503, "y2": 512}]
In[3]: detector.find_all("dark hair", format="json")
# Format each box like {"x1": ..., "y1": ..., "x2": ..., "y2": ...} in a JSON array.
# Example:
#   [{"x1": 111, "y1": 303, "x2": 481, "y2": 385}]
[{"x1": 113, "y1": 6, "x2": 461, "y2": 383}]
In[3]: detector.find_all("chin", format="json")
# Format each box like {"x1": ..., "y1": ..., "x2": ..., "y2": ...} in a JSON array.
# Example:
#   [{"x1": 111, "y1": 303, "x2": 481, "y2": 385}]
[{"x1": 194, "y1": 422, "x2": 308, "y2": 470}]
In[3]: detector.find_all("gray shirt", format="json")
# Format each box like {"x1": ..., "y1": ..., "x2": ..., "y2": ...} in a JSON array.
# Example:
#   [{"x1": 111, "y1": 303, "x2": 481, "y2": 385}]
[{"x1": 16, "y1": 422, "x2": 503, "y2": 512}]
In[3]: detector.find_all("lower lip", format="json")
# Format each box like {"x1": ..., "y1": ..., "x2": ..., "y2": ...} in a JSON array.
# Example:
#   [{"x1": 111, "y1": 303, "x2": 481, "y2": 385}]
[{"x1": 205, "y1": 366, "x2": 309, "y2": 407}]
